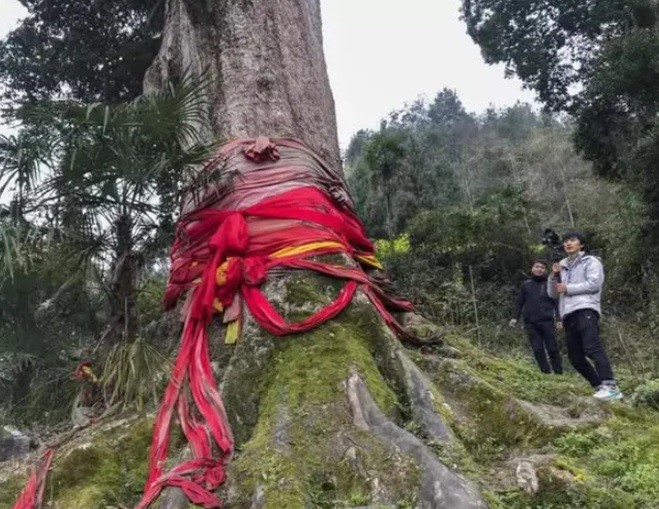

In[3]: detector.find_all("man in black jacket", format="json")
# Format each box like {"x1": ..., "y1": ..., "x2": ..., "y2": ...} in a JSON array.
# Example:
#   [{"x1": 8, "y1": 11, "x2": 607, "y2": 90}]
[{"x1": 510, "y1": 260, "x2": 563, "y2": 374}]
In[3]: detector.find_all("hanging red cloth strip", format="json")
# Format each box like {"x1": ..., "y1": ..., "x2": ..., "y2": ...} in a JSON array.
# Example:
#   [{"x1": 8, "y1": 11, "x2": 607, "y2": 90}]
[{"x1": 12, "y1": 449, "x2": 54, "y2": 509}]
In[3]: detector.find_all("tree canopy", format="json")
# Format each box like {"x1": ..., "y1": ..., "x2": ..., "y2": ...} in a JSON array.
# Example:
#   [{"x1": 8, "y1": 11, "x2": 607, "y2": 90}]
[
  {"x1": 461, "y1": 0, "x2": 659, "y2": 244},
  {"x1": 0, "y1": 0, "x2": 163, "y2": 106}
]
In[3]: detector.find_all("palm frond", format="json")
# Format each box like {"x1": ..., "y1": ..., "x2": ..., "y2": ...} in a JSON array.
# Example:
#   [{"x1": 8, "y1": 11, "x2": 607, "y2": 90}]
[
  {"x1": 0, "y1": 220, "x2": 48, "y2": 279},
  {"x1": 101, "y1": 336, "x2": 170, "y2": 411}
]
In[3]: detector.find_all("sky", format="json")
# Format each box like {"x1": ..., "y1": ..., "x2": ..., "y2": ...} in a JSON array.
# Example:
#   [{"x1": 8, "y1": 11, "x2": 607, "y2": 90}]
[{"x1": 0, "y1": 0, "x2": 536, "y2": 147}]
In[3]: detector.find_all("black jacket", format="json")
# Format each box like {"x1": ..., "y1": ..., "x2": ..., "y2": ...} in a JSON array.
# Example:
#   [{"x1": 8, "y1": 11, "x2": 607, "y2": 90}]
[{"x1": 514, "y1": 276, "x2": 559, "y2": 323}]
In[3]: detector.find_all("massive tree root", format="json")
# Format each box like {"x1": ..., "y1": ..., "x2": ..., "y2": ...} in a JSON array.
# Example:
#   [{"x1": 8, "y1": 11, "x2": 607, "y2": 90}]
[
  {"x1": 346, "y1": 373, "x2": 484, "y2": 508},
  {"x1": 152, "y1": 268, "x2": 488, "y2": 509}
]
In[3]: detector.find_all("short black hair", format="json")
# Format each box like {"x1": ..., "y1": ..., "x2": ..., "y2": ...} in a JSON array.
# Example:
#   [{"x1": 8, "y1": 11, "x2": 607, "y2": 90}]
[
  {"x1": 562, "y1": 230, "x2": 586, "y2": 245},
  {"x1": 532, "y1": 259, "x2": 548, "y2": 268}
]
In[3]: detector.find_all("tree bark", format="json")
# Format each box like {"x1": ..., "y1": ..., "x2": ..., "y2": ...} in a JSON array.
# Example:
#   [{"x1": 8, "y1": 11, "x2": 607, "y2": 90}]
[
  {"x1": 107, "y1": 213, "x2": 138, "y2": 343},
  {"x1": 144, "y1": 0, "x2": 340, "y2": 168}
]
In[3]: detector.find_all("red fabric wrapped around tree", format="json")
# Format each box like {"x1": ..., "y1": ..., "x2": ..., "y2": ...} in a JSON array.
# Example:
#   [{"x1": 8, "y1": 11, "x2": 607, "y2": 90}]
[
  {"x1": 13, "y1": 137, "x2": 417, "y2": 509},
  {"x1": 136, "y1": 137, "x2": 417, "y2": 508}
]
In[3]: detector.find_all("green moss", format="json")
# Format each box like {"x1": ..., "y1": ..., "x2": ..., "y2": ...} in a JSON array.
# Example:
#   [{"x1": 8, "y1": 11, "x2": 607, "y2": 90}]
[
  {"x1": 230, "y1": 303, "x2": 423, "y2": 507},
  {"x1": 284, "y1": 273, "x2": 331, "y2": 309},
  {"x1": 0, "y1": 474, "x2": 27, "y2": 509},
  {"x1": 630, "y1": 378, "x2": 659, "y2": 410},
  {"x1": 550, "y1": 416, "x2": 659, "y2": 507},
  {"x1": 281, "y1": 271, "x2": 347, "y2": 322},
  {"x1": 435, "y1": 360, "x2": 559, "y2": 455},
  {"x1": 267, "y1": 321, "x2": 398, "y2": 414},
  {"x1": 554, "y1": 430, "x2": 601, "y2": 457},
  {"x1": 415, "y1": 331, "x2": 659, "y2": 508},
  {"x1": 48, "y1": 417, "x2": 153, "y2": 508},
  {"x1": 485, "y1": 455, "x2": 635, "y2": 509},
  {"x1": 0, "y1": 418, "x2": 154, "y2": 509},
  {"x1": 441, "y1": 332, "x2": 591, "y2": 405},
  {"x1": 536, "y1": 463, "x2": 633, "y2": 508},
  {"x1": 277, "y1": 274, "x2": 399, "y2": 415}
]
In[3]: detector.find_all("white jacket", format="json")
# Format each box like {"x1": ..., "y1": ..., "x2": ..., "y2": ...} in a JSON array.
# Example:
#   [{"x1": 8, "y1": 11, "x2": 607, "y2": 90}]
[{"x1": 547, "y1": 252, "x2": 604, "y2": 318}]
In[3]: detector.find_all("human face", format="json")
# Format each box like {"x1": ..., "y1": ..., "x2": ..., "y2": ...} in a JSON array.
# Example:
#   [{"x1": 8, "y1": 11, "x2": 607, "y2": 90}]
[
  {"x1": 531, "y1": 262, "x2": 547, "y2": 276},
  {"x1": 563, "y1": 236, "x2": 584, "y2": 255}
]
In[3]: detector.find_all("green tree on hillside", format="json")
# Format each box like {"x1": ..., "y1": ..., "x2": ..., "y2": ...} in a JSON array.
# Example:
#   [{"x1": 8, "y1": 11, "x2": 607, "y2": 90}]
[
  {"x1": 461, "y1": 0, "x2": 659, "y2": 246},
  {"x1": 0, "y1": 0, "x2": 163, "y2": 105}
]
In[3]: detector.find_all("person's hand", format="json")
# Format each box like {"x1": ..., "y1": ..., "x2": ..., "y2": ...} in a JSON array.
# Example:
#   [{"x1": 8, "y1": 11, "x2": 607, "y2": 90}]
[
  {"x1": 509, "y1": 318, "x2": 518, "y2": 328},
  {"x1": 555, "y1": 321, "x2": 563, "y2": 331},
  {"x1": 552, "y1": 262, "x2": 561, "y2": 275},
  {"x1": 554, "y1": 283, "x2": 568, "y2": 293}
]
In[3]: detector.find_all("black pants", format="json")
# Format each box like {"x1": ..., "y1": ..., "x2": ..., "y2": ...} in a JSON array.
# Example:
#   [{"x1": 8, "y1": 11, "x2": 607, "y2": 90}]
[
  {"x1": 525, "y1": 321, "x2": 563, "y2": 374},
  {"x1": 563, "y1": 309, "x2": 615, "y2": 387}
]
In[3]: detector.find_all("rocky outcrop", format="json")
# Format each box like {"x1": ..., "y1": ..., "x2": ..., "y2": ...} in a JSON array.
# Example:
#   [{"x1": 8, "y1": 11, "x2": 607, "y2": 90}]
[{"x1": 0, "y1": 427, "x2": 32, "y2": 462}]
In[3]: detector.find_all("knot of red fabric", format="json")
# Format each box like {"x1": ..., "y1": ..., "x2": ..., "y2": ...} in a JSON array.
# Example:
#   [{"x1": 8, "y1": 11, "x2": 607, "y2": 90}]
[
  {"x1": 193, "y1": 213, "x2": 249, "y2": 321},
  {"x1": 243, "y1": 257, "x2": 268, "y2": 286},
  {"x1": 199, "y1": 464, "x2": 227, "y2": 488},
  {"x1": 244, "y1": 136, "x2": 280, "y2": 163},
  {"x1": 210, "y1": 213, "x2": 248, "y2": 255},
  {"x1": 213, "y1": 256, "x2": 267, "y2": 314}
]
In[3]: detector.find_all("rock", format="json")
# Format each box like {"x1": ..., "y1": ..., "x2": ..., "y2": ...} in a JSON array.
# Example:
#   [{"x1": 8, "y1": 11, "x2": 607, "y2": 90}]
[
  {"x1": 630, "y1": 379, "x2": 659, "y2": 411},
  {"x1": 515, "y1": 459, "x2": 539, "y2": 495},
  {"x1": 439, "y1": 345, "x2": 463, "y2": 358},
  {"x1": 0, "y1": 427, "x2": 33, "y2": 462},
  {"x1": 516, "y1": 397, "x2": 608, "y2": 432},
  {"x1": 537, "y1": 463, "x2": 578, "y2": 491}
]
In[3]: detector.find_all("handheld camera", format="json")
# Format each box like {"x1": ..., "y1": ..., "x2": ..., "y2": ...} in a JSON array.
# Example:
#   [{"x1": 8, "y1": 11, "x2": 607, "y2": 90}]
[{"x1": 541, "y1": 228, "x2": 564, "y2": 282}]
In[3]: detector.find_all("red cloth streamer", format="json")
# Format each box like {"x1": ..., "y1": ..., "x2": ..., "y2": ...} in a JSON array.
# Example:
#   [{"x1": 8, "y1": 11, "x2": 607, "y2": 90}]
[{"x1": 12, "y1": 449, "x2": 54, "y2": 509}]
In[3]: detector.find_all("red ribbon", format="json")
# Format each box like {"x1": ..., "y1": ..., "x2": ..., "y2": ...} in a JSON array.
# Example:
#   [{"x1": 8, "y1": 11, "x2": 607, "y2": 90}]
[{"x1": 12, "y1": 449, "x2": 54, "y2": 509}]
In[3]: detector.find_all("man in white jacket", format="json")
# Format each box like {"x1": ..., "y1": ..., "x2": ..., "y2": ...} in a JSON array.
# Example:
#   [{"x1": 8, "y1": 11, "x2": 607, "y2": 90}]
[{"x1": 547, "y1": 231, "x2": 622, "y2": 401}]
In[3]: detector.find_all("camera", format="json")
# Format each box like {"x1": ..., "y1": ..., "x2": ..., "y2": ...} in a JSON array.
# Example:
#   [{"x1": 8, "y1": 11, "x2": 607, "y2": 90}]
[{"x1": 541, "y1": 228, "x2": 565, "y2": 262}]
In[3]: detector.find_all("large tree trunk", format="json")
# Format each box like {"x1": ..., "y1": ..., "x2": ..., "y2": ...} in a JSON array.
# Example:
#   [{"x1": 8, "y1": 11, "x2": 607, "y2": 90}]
[
  {"x1": 144, "y1": 1, "x2": 486, "y2": 508},
  {"x1": 144, "y1": 0, "x2": 340, "y2": 167}
]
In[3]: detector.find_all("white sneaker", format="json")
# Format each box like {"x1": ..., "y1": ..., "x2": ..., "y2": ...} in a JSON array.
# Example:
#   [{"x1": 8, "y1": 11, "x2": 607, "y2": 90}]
[{"x1": 593, "y1": 385, "x2": 623, "y2": 401}]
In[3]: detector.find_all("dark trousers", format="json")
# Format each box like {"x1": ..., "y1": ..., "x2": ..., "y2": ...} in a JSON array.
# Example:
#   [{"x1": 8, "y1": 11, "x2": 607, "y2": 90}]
[
  {"x1": 525, "y1": 321, "x2": 563, "y2": 374},
  {"x1": 563, "y1": 309, "x2": 615, "y2": 387}
]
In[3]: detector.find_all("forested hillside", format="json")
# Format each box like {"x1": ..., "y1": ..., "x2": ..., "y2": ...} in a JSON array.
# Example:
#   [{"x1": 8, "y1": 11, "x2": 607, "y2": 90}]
[{"x1": 347, "y1": 92, "x2": 657, "y2": 370}]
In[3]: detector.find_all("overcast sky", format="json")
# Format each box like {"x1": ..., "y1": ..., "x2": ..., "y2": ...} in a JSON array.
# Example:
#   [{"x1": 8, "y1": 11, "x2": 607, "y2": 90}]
[{"x1": 1, "y1": 0, "x2": 536, "y2": 147}]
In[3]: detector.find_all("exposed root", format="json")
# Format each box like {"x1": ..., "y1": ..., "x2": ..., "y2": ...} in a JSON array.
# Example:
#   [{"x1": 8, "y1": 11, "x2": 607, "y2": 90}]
[
  {"x1": 400, "y1": 311, "x2": 444, "y2": 345},
  {"x1": 516, "y1": 398, "x2": 609, "y2": 431},
  {"x1": 346, "y1": 373, "x2": 487, "y2": 509},
  {"x1": 396, "y1": 351, "x2": 455, "y2": 442},
  {"x1": 358, "y1": 306, "x2": 457, "y2": 444}
]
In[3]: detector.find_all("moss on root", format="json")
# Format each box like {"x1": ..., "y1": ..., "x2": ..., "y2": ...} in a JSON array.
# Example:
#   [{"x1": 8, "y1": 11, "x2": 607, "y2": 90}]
[
  {"x1": 440, "y1": 332, "x2": 591, "y2": 404},
  {"x1": 0, "y1": 417, "x2": 153, "y2": 509},
  {"x1": 227, "y1": 303, "x2": 421, "y2": 508},
  {"x1": 53, "y1": 418, "x2": 153, "y2": 508},
  {"x1": 430, "y1": 357, "x2": 559, "y2": 454}
]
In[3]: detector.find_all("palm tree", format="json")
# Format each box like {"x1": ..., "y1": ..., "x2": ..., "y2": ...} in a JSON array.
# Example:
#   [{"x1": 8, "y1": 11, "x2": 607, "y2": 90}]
[{"x1": 0, "y1": 77, "x2": 218, "y2": 346}]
